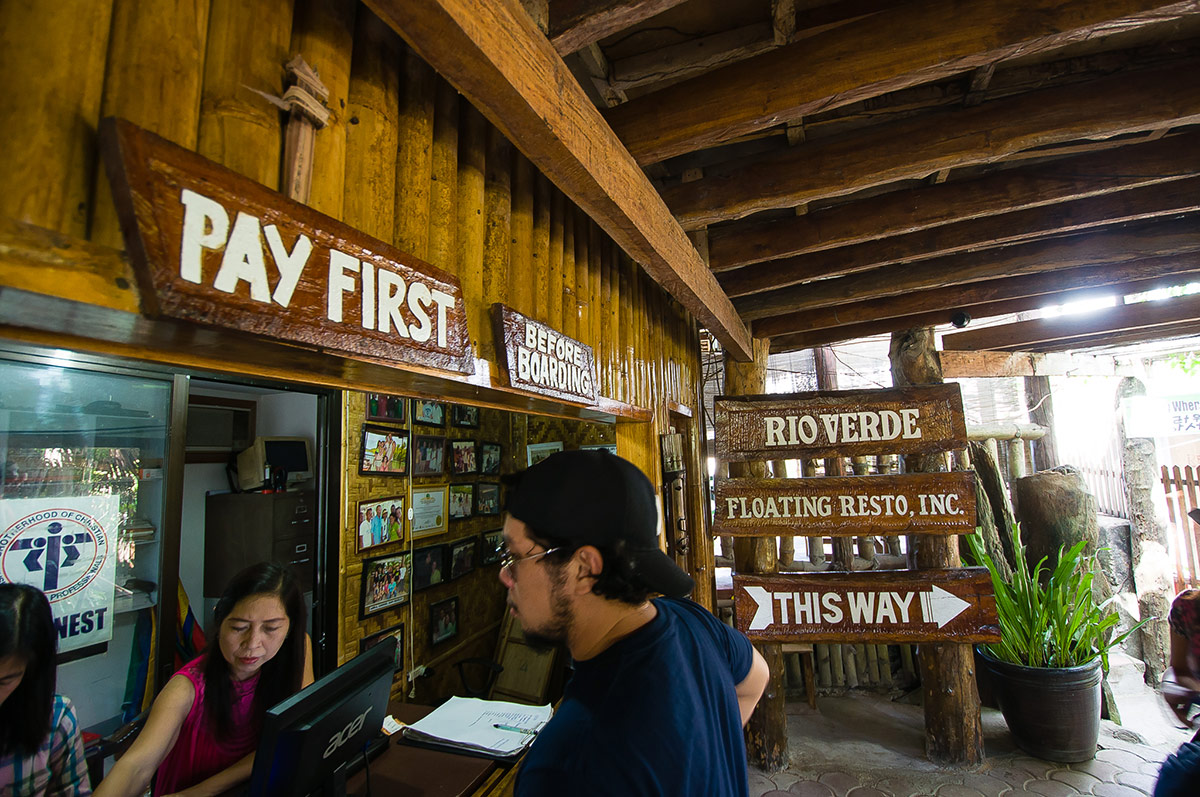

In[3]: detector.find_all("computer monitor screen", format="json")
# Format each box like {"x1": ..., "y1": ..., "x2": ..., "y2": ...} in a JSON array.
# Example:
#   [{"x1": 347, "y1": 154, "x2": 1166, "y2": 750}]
[
  {"x1": 237, "y1": 436, "x2": 314, "y2": 490},
  {"x1": 248, "y1": 637, "x2": 396, "y2": 797}
]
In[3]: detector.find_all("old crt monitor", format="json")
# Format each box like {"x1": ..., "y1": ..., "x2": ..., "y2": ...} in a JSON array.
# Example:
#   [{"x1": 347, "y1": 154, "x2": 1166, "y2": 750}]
[
  {"x1": 238, "y1": 436, "x2": 314, "y2": 490},
  {"x1": 248, "y1": 637, "x2": 396, "y2": 797}
]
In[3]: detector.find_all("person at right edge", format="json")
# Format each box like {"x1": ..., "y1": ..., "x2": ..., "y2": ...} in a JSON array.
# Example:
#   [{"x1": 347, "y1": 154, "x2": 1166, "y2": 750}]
[
  {"x1": 498, "y1": 448, "x2": 770, "y2": 796},
  {"x1": 1155, "y1": 583, "x2": 1200, "y2": 797}
]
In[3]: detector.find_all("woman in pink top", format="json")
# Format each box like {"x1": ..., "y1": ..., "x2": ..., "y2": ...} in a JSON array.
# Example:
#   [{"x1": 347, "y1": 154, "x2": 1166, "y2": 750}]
[{"x1": 94, "y1": 563, "x2": 313, "y2": 797}]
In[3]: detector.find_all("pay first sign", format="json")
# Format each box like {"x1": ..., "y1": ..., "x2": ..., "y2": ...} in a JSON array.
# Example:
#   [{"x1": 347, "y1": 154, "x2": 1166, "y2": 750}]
[{"x1": 733, "y1": 570, "x2": 999, "y2": 644}]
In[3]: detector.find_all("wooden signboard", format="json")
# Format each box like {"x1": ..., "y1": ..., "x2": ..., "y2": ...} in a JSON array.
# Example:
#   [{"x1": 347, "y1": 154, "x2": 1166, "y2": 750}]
[
  {"x1": 715, "y1": 384, "x2": 966, "y2": 461},
  {"x1": 100, "y1": 118, "x2": 473, "y2": 374},
  {"x1": 732, "y1": 569, "x2": 999, "y2": 644},
  {"x1": 492, "y1": 303, "x2": 597, "y2": 404},
  {"x1": 713, "y1": 472, "x2": 976, "y2": 537}
]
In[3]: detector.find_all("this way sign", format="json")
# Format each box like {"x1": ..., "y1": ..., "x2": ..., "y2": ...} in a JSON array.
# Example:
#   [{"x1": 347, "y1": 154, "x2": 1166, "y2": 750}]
[{"x1": 733, "y1": 569, "x2": 999, "y2": 644}]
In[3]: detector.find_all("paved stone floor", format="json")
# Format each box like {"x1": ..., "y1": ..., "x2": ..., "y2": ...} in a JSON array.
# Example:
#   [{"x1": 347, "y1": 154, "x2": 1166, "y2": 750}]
[{"x1": 748, "y1": 691, "x2": 1191, "y2": 797}]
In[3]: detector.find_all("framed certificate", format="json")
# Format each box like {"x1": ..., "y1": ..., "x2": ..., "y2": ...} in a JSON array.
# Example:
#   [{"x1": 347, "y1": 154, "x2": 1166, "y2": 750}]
[{"x1": 411, "y1": 485, "x2": 449, "y2": 539}]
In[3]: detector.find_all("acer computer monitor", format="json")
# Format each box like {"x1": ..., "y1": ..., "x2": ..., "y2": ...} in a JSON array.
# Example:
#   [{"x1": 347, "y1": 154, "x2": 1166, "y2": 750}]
[{"x1": 248, "y1": 637, "x2": 396, "y2": 797}]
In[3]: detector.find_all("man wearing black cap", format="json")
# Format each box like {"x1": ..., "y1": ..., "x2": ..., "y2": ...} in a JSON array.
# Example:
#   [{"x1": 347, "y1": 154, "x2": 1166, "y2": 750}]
[{"x1": 500, "y1": 448, "x2": 769, "y2": 796}]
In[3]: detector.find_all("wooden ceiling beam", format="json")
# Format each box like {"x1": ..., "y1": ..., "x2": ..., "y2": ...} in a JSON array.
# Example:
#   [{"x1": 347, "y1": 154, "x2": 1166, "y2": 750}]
[
  {"x1": 762, "y1": 274, "x2": 1188, "y2": 351},
  {"x1": 604, "y1": 0, "x2": 1197, "y2": 165},
  {"x1": 708, "y1": 130, "x2": 1200, "y2": 272},
  {"x1": 1020, "y1": 318, "x2": 1200, "y2": 352},
  {"x1": 939, "y1": 351, "x2": 1121, "y2": 378},
  {"x1": 752, "y1": 254, "x2": 1200, "y2": 338},
  {"x1": 548, "y1": 0, "x2": 691, "y2": 55},
  {"x1": 720, "y1": 176, "x2": 1200, "y2": 298},
  {"x1": 665, "y1": 58, "x2": 1200, "y2": 229},
  {"x1": 735, "y1": 217, "x2": 1200, "y2": 321},
  {"x1": 366, "y1": 0, "x2": 753, "y2": 360},
  {"x1": 942, "y1": 292, "x2": 1200, "y2": 351},
  {"x1": 608, "y1": 23, "x2": 775, "y2": 93}
]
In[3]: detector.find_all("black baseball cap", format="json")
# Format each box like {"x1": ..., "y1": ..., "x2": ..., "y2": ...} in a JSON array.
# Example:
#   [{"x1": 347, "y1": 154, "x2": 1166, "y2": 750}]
[{"x1": 506, "y1": 448, "x2": 694, "y2": 598}]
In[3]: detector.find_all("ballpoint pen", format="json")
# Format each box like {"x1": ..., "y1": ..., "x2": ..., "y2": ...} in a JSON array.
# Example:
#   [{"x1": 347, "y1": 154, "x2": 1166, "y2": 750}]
[{"x1": 493, "y1": 723, "x2": 538, "y2": 735}]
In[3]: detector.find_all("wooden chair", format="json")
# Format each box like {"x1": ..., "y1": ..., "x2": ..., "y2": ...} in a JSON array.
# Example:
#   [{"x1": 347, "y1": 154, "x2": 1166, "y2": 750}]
[
  {"x1": 456, "y1": 614, "x2": 558, "y2": 705},
  {"x1": 782, "y1": 642, "x2": 818, "y2": 709},
  {"x1": 84, "y1": 710, "x2": 148, "y2": 788}
]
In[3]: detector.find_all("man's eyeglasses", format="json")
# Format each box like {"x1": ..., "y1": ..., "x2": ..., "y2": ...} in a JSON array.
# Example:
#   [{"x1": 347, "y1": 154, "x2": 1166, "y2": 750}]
[{"x1": 499, "y1": 546, "x2": 563, "y2": 576}]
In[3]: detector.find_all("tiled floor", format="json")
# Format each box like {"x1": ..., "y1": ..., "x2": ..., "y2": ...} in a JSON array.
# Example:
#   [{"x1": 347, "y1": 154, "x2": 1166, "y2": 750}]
[{"x1": 747, "y1": 691, "x2": 1189, "y2": 797}]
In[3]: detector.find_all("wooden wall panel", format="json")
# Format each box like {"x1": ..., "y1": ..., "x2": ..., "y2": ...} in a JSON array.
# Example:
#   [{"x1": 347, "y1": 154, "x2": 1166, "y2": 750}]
[
  {"x1": 508, "y1": 153, "x2": 535, "y2": 315},
  {"x1": 481, "y1": 125, "x2": 512, "y2": 364},
  {"x1": 198, "y1": 0, "x2": 293, "y2": 189},
  {"x1": 457, "y1": 104, "x2": 487, "y2": 356},
  {"x1": 395, "y1": 47, "x2": 435, "y2": 260},
  {"x1": 532, "y1": 172, "x2": 552, "y2": 319},
  {"x1": 428, "y1": 79, "x2": 459, "y2": 272},
  {"x1": 548, "y1": 190, "x2": 565, "y2": 332},
  {"x1": 0, "y1": 0, "x2": 112, "y2": 239},
  {"x1": 561, "y1": 205, "x2": 576, "y2": 339}
]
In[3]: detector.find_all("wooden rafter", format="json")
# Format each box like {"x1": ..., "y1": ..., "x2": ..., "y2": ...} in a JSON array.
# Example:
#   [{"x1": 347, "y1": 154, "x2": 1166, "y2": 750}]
[
  {"x1": 707, "y1": 131, "x2": 1200, "y2": 271},
  {"x1": 366, "y1": 0, "x2": 753, "y2": 360},
  {"x1": 548, "y1": 0, "x2": 691, "y2": 55},
  {"x1": 939, "y1": 351, "x2": 1121, "y2": 378},
  {"x1": 720, "y1": 177, "x2": 1200, "y2": 298},
  {"x1": 664, "y1": 58, "x2": 1200, "y2": 229},
  {"x1": 1023, "y1": 318, "x2": 1200, "y2": 352},
  {"x1": 735, "y1": 217, "x2": 1200, "y2": 321},
  {"x1": 604, "y1": 0, "x2": 1198, "y2": 165}
]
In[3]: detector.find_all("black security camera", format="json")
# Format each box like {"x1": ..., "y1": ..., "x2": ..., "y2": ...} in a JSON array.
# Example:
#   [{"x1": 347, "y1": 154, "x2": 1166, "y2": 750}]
[{"x1": 950, "y1": 311, "x2": 971, "y2": 329}]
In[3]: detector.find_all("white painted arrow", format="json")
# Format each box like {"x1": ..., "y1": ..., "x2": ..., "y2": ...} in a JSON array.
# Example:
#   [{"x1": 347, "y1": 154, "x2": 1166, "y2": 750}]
[
  {"x1": 745, "y1": 586, "x2": 775, "y2": 631},
  {"x1": 920, "y1": 584, "x2": 971, "y2": 628}
]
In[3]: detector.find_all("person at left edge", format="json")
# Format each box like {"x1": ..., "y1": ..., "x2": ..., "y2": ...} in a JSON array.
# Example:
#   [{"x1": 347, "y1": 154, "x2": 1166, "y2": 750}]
[
  {"x1": 0, "y1": 583, "x2": 91, "y2": 796},
  {"x1": 93, "y1": 562, "x2": 313, "y2": 797}
]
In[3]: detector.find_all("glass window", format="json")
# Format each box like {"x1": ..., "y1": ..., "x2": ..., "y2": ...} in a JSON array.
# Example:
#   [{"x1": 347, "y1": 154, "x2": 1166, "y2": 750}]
[{"x1": 0, "y1": 355, "x2": 172, "y2": 729}]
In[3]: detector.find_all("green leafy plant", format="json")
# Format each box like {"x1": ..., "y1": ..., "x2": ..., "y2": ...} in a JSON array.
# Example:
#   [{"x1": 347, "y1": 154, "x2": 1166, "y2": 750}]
[{"x1": 966, "y1": 525, "x2": 1146, "y2": 670}]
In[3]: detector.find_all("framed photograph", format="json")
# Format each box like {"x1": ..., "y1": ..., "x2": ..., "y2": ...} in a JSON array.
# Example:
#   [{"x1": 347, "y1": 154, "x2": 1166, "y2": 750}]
[
  {"x1": 582, "y1": 443, "x2": 618, "y2": 455},
  {"x1": 359, "y1": 425, "x2": 409, "y2": 477},
  {"x1": 450, "y1": 439, "x2": 478, "y2": 475},
  {"x1": 413, "y1": 544, "x2": 447, "y2": 591},
  {"x1": 430, "y1": 597, "x2": 459, "y2": 646},
  {"x1": 476, "y1": 482, "x2": 501, "y2": 516},
  {"x1": 479, "y1": 442, "x2": 501, "y2": 475},
  {"x1": 526, "y1": 441, "x2": 563, "y2": 467},
  {"x1": 449, "y1": 537, "x2": 477, "y2": 580},
  {"x1": 413, "y1": 400, "x2": 445, "y2": 426},
  {"x1": 411, "y1": 485, "x2": 448, "y2": 539},
  {"x1": 481, "y1": 528, "x2": 504, "y2": 565},
  {"x1": 355, "y1": 495, "x2": 405, "y2": 552},
  {"x1": 449, "y1": 483, "x2": 474, "y2": 520},
  {"x1": 359, "y1": 551, "x2": 411, "y2": 618},
  {"x1": 412, "y1": 435, "x2": 446, "y2": 476},
  {"x1": 451, "y1": 405, "x2": 480, "y2": 428},
  {"x1": 365, "y1": 393, "x2": 405, "y2": 423},
  {"x1": 359, "y1": 623, "x2": 404, "y2": 674}
]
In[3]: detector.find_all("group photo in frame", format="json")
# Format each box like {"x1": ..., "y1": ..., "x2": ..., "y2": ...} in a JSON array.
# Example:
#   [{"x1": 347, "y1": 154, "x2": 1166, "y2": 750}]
[
  {"x1": 413, "y1": 544, "x2": 446, "y2": 591},
  {"x1": 449, "y1": 537, "x2": 477, "y2": 580},
  {"x1": 475, "y1": 482, "x2": 501, "y2": 516},
  {"x1": 411, "y1": 485, "x2": 448, "y2": 539},
  {"x1": 413, "y1": 400, "x2": 446, "y2": 426},
  {"x1": 359, "y1": 425, "x2": 409, "y2": 476},
  {"x1": 481, "y1": 528, "x2": 504, "y2": 565},
  {"x1": 359, "y1": 623, "x2": 405, "y2": 674},
  {"x1": 526, "y1": 441, "x2": 563, "y2": 467},
  {"x1": 479, "y1": 441, "x2": 501, "y2": 475},
  {"x1": 356, "y1": 495, "x2": 405, "y2": 551},
  {"x1": 449, "y1": 483, "x2": 474, "y2": 520},
  {"x1": 359, "y1": 551, "x2": 411, "y2": 618},
  {"x1": 450, "y1": 439, "x2": 478, "y2": 475},
  {"x1": 365, "y1": 393, "x2": 405, "y2": 423},
  {"x1": 412, "y1": 434, "x2": 446, "y2": 476},
  {"x1": 430, "y1": 597, "x2": 459, "y2": 646},
  {"x1": 451, "y1": 405, "x2": 479, "y2": 428}
]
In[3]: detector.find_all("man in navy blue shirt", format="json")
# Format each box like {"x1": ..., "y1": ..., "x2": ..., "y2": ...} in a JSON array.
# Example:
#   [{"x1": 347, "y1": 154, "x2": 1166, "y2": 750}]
[{"x1": 499, "y1": 449, "x2": 769, "y2": 796}]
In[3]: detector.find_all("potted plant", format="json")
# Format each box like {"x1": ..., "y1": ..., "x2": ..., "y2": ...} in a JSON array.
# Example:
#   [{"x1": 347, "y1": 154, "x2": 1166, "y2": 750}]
[{"x1": 965, "y1": 526, "x2": 1146, "y2": 762}]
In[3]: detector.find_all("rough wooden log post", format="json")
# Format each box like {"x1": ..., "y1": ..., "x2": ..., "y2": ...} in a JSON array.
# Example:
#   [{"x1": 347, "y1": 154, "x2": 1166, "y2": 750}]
[
  {"x1": 1026, "y1": 375, "x2": 1061, "y2": 471},
  {"x1": 1116, "y1": 377, "x2": 1172, "y2": 685},
  {"x1": 456, "y1": 103, "x2": 486, "y2": 357},
  {"x1": 428, "y1": 79, "x2": 459, "y2": 273},
  {"x1": 724, "y1": 338, "x2": 787, "y2": 772},
  {"x1": 891, "y1": 327, "x2": 983, "y2": 766},
  {"x1": 508, "y1": 153, "x2": 534, "y2": 317},
  {"x1": 970, "y1": 440, "x2": 1017, "y2": 569},
  {"x1": 395, "y1": 47, "x2": 435, "y2": 260},
  {"x1": 342, "y1": 9, "x2": 399, "y2": 241},
  {"x1": 481, "y1": 124, "x2": 511, "y2": 364}
]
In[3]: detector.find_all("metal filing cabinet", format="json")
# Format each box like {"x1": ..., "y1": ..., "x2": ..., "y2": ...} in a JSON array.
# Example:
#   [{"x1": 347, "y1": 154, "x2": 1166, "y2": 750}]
[{"x1": 204, "y1": 490, "x2": 316, "y2": 596}]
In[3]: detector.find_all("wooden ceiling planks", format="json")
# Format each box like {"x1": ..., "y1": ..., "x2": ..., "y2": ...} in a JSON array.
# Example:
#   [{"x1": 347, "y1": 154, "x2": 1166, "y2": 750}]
[{"x1": 549, "y1": 0, "x2": 692, "y2": 55}]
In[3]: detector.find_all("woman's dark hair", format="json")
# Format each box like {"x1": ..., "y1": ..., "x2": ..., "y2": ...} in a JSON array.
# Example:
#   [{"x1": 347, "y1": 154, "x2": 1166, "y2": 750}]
[
  {"x1": 202, "y1": 562, "x2": 306, "y2": 736},
  {"x1": 0, "y1": 583, "x2": 58, "y2": 757}
]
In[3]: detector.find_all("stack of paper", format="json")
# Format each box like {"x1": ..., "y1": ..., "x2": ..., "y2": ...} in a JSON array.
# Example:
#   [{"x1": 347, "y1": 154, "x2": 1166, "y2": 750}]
[{"x1": 401, "y1": 696, "x2": 553, "y2": 758}]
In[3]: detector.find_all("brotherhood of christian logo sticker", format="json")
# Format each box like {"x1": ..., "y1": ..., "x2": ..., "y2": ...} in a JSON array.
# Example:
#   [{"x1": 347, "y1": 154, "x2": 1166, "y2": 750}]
[{"x1": 0, "y1": 509, "x2": 109, "y2": 603}]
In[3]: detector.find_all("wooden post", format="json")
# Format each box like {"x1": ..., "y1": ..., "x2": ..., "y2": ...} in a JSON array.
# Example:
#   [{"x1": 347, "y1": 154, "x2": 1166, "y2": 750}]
[
  {"x1": 1116, "y1": 377, "x2": 1172, "y2": 684},
  {"x1": 588, "y1": 221, "x2": 603, "y2": 378},
  {"x1": 548, "y1": 189, "x2": 564, "y2": 331},
  {"x1": 1026, "y1": 375, "x2": 1061, "y2": 471},
  {"x1": 618, "y1": 253, "x2": 634, "y2": 404},
  {"x1": 395, "y1": 47, "x2": 435, "y2": 260},
  {"x1": 456, "y1": 103, "x2": 486, "y2": 358},
  {"x1": 561, "y1": 204, "x2": 576, "y2": 339},
  {"x1": 481, "y1": 124, "x2": 512, "y2": 364},
  {"x1": 0, "y1": 0, "x2": 112, "y2": 239},
  {"x1": 428, "y1": 79, "x2": 459, "y2": 272},
  {"x1": 531, "y1": 172, "x2": 551, "y2": 319},
  {"x1": 890, "y1": 327, "x2": 984, "y2": 766},
  {"x1": 342, "y1": 9, "x2": 399, "y2": 241},
  {"x1": 574, "y1": 207, "x2": 590, "y2": 348},
  {"x1": 507, "y1": 153, "x2": 534, "y2": 316},
  {"x1": 724, "y1": 338, "x2": 787, "y2": 772},
  {"x1": 91, "y1": 0, "x2": 210, "y2": 249}
]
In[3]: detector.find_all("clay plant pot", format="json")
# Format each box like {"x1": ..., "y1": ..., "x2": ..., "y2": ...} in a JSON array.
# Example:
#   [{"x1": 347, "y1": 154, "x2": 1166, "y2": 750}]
[{"x1": 978, "y1": 647, "x2": 1102, "y2": 762}]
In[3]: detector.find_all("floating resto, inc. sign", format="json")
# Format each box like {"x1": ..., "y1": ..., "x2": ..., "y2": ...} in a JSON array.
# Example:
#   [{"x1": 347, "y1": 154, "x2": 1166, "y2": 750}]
[
  {"x1": 492, "y1": 303, "x2": 597, "y2": 404},
  {"x1": 712, "y1": 472, "x2": 976, "y2": 537},
  {"x1": 733, "y1": 569, "x2": 999, "y2": 644},
  {"x1": 100, "y1": 118, "x2": 473, "y2": 374},
  {"x1": 715, "y1": 384, "x2": 966, "y2": 462}
]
